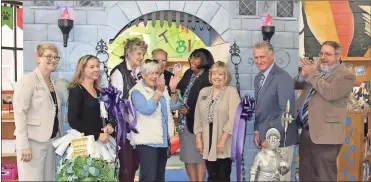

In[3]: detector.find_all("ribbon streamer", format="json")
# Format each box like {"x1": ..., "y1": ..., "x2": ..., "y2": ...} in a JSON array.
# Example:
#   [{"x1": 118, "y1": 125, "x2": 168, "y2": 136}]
[
  {"x1": 100, "y1": 84, "x2": 138, "y2": 150},
  {"x1": 231, "y1": 94, "x2": 255, "y2": 182}
]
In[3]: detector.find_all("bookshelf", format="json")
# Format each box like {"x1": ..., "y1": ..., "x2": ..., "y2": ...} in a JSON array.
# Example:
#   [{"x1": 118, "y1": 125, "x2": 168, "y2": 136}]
[{"x1": 1, "y1": 112, "x2": 18, "y2": 182}]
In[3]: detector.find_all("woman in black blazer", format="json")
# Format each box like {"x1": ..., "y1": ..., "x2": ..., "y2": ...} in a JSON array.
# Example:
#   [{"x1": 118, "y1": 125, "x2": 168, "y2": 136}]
[{"x1": 176, "y1": 48, "x2": 214, "y2": 181}]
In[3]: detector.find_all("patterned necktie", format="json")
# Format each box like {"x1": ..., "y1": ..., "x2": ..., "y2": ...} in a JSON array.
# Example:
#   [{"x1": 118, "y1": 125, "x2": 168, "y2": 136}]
[
  {"x1": 300, "y1": 73, "x2": 326, "y2": 127},
  {"x1": 258, "y1": 74, "x2": 265, "y2": 92},
  {"x1": 300, "y1": 88, "x2": 316, "y2": 127}
]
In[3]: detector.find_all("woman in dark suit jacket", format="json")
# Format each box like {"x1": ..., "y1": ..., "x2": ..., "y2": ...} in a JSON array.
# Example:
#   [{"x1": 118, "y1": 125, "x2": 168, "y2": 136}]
[{"x1": 176, "y1": 48, "x2": 214, "y2": 181}]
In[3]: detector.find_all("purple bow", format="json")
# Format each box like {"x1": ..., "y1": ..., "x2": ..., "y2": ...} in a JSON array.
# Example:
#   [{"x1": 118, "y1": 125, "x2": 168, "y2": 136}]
[
  {"x1": 100, "y1": 84, "x2": 138, "y2": 151},
  {"x1": 231, "y1": 94, "x2": 255, "y2": 182}
]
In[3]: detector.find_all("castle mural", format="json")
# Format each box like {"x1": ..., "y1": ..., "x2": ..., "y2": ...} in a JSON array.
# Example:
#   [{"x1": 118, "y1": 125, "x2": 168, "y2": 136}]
[{"x1": 300, "y1": 1, "x2": 371, "y2": 58}]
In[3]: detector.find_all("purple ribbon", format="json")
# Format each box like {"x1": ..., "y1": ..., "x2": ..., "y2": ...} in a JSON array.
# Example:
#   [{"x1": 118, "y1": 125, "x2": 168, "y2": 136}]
[
  {"x1": 100, "y1": 84, "x2": 138, "y2": 151},
  {"x1": 231, "y1": 94, "x2": 255, "y2": 182}
]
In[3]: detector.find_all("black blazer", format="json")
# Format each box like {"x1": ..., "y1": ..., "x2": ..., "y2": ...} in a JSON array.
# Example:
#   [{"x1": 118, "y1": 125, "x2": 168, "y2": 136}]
[{"x1": 177, "y1": 69, "x2": 211, "y2": 133}]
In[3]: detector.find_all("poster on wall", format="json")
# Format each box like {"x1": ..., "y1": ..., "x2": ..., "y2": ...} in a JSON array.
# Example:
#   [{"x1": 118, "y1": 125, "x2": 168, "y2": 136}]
[{"x1": 355, "y1": 66, "x2": 365, "y2": 76}]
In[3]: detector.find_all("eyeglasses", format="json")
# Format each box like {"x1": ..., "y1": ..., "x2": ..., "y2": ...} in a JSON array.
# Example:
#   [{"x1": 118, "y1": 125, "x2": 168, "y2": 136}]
[
  {"x1": 42, "y1": 55, "x2": 61, "y2": 61},
  {"x1": 318, "y1": 52, "x2": 335, "y2": 57}
]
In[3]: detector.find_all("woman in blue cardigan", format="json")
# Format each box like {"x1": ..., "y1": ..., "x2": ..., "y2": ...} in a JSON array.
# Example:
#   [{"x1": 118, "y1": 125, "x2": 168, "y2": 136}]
[{"x1": 128, "y1": 59, "x2": 181, "y2": 181}]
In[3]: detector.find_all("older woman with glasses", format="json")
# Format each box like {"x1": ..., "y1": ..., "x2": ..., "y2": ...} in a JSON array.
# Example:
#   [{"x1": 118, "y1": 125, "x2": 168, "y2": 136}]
[
  {"x1": 194, "y1": 61, "x2": 240, "y2": 181},
  {"x1": 128, "y1": 59, "x2": 181, "y2": 181},
  {"x1": 13, "y1": 43, "x2": 63, "y2": 181}
]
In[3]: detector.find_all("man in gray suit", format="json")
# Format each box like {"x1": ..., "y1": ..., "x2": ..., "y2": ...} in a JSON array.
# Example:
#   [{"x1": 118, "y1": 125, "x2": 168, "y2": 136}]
[{"x1": 252, "y1": 41, "x2": 299, "y2": 181}]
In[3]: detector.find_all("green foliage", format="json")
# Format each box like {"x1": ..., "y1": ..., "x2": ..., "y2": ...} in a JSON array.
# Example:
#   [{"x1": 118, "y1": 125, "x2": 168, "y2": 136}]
[{"x1": 56, "y1": 156, "x2": 118, "y2": 181}]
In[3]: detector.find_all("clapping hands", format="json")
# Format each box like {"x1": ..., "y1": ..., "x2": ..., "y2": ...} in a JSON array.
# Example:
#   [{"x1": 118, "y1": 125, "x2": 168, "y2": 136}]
[{"x1": 299, "y1": 58, "x2": 317, "y2": 77}]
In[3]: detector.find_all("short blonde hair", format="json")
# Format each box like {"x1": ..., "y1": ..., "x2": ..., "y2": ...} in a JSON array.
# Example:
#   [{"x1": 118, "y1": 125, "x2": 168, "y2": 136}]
[
  {"x1": 36, "y1": 43, "x2": 58, "y2": 57},
  {"x1": 124, "y1": 38, "x2": 148, "y2": 56},
  {"x1": 151, "y1": 48, "x2": 168, "y2": 59},
  {"x1": 209, "y1": 61, "x2": 232, "y2": 86},
  {"x1": 69, "y1": 55, "x2": 102, "y2": 90}
]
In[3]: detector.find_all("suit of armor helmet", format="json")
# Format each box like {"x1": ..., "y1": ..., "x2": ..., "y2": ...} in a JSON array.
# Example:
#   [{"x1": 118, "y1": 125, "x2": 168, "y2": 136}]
[{"x1": 250, "y1": 128, "x2": 290, "y2": 181}]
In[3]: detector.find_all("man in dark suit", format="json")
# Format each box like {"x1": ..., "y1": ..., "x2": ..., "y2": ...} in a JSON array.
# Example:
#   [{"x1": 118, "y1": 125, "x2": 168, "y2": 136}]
[
  {"x1": 151, "y1": 48, "x2": 174, "y2": 94},
  {"x1": 294, "y1": 41, "x2": 356, "y2": 181},
  {"x1": 253, "y1": 41, "x2": 299, "y2": 181}
]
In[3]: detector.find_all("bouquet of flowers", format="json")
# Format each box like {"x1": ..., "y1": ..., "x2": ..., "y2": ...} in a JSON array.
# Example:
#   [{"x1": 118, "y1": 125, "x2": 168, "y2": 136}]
[{"x1": 53, "y1": 129, "x2": 118, "y2": 181}]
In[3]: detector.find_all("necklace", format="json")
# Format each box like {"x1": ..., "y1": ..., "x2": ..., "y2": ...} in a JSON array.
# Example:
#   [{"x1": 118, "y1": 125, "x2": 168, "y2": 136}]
[
  {"x1": 49, "y1": 79, "x2": 57, "y2": 107},
  {"x1": 206, "y1": 86, "x2": 225, "y2": 123}
]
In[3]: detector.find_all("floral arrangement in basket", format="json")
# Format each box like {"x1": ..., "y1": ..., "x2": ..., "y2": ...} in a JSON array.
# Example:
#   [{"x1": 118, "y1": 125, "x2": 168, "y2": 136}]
[
  {"x1": 348, "y1": 83, "x2": 370, "y2": 110},
  {"x1": 56, "y1": 156, "x2": 117, "y2": 181},
  {"x1": 53, "y1": 129, "x2": 118, "y2": 181}
]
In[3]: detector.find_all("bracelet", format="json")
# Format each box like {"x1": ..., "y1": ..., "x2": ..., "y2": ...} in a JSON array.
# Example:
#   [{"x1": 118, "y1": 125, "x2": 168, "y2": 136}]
[{"x1": 170, "y1": 90, "x2": 178, "y2": 95}]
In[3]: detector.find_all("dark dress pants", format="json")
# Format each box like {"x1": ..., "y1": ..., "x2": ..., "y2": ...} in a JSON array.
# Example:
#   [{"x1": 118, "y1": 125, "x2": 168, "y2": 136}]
[
  {"x1": 136, "y1": 145, "x2": 168, "y2": 182},
  {"x1": 118, "y1": 138, "x2": 139, "y2": 182},
  {"x1": 299, "y1": 127, "x2": 341, "y2": 181},
  {"x1": 205, "y1": 158, "x2": 232, "y2": 182}
]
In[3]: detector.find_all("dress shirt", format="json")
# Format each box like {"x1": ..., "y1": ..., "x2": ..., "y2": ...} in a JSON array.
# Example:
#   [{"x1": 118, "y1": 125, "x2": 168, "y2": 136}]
[{"x1": 261, "y1": 63, "x2": 274, "y2": 86}]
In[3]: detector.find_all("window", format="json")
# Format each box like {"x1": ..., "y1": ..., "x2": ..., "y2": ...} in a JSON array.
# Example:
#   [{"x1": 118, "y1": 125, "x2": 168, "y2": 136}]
[
  {"x1": 74, "y1": 1, "x2": 103, "y2": 8},
  {"x1": 276, "y1": 1, "x2": 294, "y2": 17},
  {"x1": 239, "y1": 0, "x2": 257, "y2": 16},
  {"x1": 1, "y1": 2, "x2": 23, "y2": 90},
  {"x1": 32, "y1": 1, "x2": 55, "y2": 7}
]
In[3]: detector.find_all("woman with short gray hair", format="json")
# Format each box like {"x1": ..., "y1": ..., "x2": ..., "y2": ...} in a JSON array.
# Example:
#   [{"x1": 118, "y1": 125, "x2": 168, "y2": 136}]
[{"x1": 128, "y1": 59, "x2": 181, "y2": 181}]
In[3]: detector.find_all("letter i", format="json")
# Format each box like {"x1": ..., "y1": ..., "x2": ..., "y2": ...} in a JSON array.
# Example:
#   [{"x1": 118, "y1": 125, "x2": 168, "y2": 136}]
[{"x1": 188, "y1": 40, "x2": 191, "y2": 52}]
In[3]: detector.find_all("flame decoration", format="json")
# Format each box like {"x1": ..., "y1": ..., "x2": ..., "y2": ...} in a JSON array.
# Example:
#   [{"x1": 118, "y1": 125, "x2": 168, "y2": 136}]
[{"x1": 61, "y1": 7, "x2": 71, "y2": 20}]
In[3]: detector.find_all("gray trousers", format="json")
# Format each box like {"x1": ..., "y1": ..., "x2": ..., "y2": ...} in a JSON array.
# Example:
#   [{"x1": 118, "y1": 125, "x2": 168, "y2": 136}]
[
  {"x1": 17, "y1": 138, "x2": 56, "y2": 181},
  {"x1": 299, "y1": 128, "x2": 341, "y2": 181}
]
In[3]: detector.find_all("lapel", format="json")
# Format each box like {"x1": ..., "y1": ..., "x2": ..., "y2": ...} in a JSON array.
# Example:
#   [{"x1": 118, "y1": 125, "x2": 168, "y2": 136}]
[
  {"x1": 34, "y1": 68, "x2": 58, "y2": 107},
  {"x1": 256, "y1": 64, "x2": 277, "y2": 108}
]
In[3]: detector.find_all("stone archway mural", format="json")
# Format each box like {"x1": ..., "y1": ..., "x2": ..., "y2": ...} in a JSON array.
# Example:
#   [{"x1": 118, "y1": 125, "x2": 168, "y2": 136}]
[
  {"x1": 44, "y1": 1, "x2": 231, "y2": 81},
  {"x1": 102, "y1": 1, "x2": 230, "y2": 44}
]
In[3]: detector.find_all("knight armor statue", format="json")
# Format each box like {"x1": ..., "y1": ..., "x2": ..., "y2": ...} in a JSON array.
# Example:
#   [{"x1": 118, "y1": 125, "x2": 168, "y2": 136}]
[{"x1": 250, "y1": 128, "x2": 290, "y2": 181}]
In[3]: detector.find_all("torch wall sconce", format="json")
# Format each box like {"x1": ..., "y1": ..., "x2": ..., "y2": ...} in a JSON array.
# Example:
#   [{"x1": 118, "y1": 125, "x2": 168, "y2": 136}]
[
  {"x1": 261, "y1": 14, "x2": 275, "y2": 42},
  {"x1": 58, "y1": 19, "x2": 73, "y2": 47}
]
